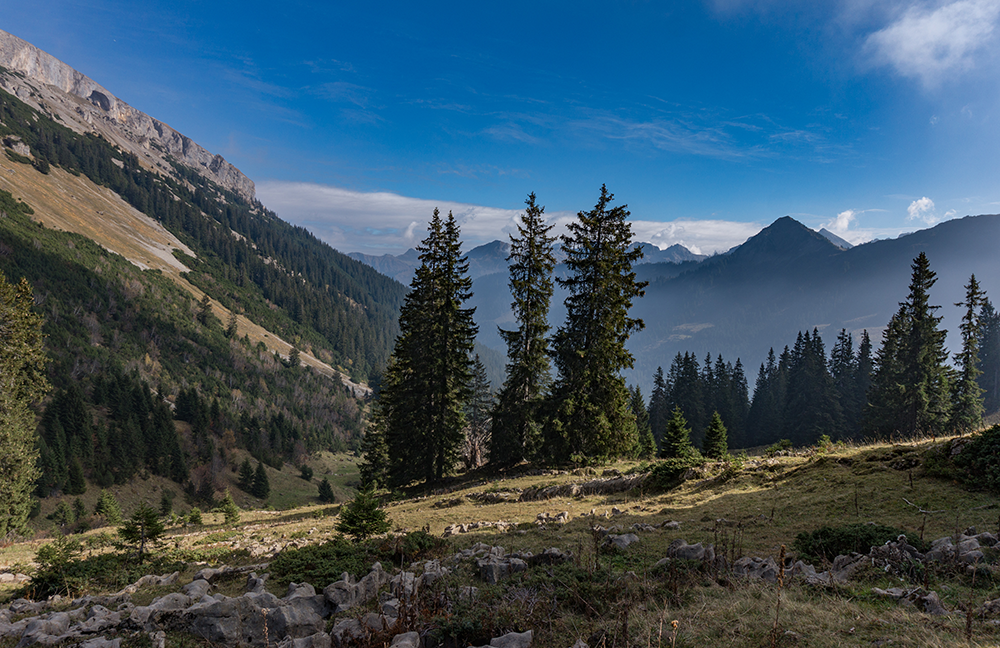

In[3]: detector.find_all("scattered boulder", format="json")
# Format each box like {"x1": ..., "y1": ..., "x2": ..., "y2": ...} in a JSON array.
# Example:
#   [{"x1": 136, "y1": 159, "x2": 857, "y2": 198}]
[
  {"x1": 872, "y1": 587, "x2": 948, "y2": 616},
  {"x1": 323, "y1": 563, "x2": 391, "y2": 613}
]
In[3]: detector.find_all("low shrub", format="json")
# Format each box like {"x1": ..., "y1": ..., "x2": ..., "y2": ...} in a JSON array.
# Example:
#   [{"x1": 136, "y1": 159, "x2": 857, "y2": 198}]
[
  {"x1": 269, "y1": 531, "x2": 445, "y2": 589},
  {"x1": 646, "y1": 456, "x2": 704, "y2": 491},
  {"x1": 953, "y1": 425, "x2": 1000, "y2": 493},
  {"x1": 793, "y1": 523, "x2": 929, "y2": 563}
]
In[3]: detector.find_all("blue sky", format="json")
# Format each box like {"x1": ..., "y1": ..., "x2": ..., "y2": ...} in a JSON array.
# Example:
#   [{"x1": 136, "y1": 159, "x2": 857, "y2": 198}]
[{"x1": 6, "y1": 0, "x2": 1000, "y2": 255}]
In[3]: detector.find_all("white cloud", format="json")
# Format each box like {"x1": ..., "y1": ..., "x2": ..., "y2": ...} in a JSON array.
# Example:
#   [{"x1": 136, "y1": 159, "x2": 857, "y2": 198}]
[
  {"x1": 257, "y1": 181, "x2": 762, "y2": 257},
  {"x1": 907, "y1": 196, "x2": 937, "y2": 223},
  {"x1": 905, "y1": 196, "x2": 960, "y2": 226},
  {"x1": 864, "y1": 0, "x2": 1000, "y2": 88},
  {"x1": 825, "y1": 209, "x2": 858, "y2": 234}
]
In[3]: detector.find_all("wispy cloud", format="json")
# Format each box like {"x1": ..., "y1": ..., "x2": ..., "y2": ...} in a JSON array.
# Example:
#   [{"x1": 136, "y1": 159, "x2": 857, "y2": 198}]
[
  {"x1": 864, "y1": 0, "x2": 1000, "y2": 88},
  {"x1": 257, "y1": 181, "x2": 540, "y2": 255},
  {"x1": 257, "y1": 181, "x2": 762, "y2": 256}
]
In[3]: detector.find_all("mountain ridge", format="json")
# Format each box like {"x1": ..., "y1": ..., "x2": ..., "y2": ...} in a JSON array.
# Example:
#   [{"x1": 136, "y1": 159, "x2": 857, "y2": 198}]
[{"x1": 0, "y1": 29, "x2": 255, "y2": 201}]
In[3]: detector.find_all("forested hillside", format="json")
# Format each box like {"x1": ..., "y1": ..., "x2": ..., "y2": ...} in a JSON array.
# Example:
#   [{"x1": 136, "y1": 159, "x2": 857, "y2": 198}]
[
  {"x1": 0, "y1": 85, "x2": 408, "y2": 504},
  {"x1": 0, "y1": 86, "x2": 405, "y2": 381}
]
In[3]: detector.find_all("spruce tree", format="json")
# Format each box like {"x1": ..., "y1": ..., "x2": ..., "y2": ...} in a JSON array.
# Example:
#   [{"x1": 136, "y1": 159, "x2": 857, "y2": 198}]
[
  {"x1": 219, "y1": 490, "x2": 241, "y2": 524},
  {"x1": 703, "y1": 411, "x2": 729, "y2": 459},
  {"x1": 318, "y1": 477, "x2": 335, "y2": 503},
  {"x1": 94, "y1": 490, "x2": 122, "y2": 525},
  {"x1": 464, "y1": 354, "x2": 494, "y2": 469},
  {"x1": 237, "y1": 458, "x2": 254, "y2": 492},
  {"x1": 336, "y1": 487, "x2": 391, "y2": 541},
  {"x1": 783, "y1": 329, "x2": 843, "y2": 444},
  {"x1": 660, "y1": 406, "x2": 694, "y2": 459},
  {"x1": 252, "y1": 461, "x2": 270, "y2": 499},
  {"x1": 951, "y1": 274, "x2": 986, "y2": 433},
  {"x1": 629, "y1": 385, "x2": 656, "y2": 458},
  {"x1": 358, "y1": 396, "x2": 390, "y2": 488},
  {"x1": 225, "y1": 310, "x2": 238, "y2": 338},
  {"x1": 648, "y1": 366, "x2": 669, "y2": 448},
  {"x1": 66, "y1": 458, "x2": 87, "y2": 496},
  {"x1": 977, "y1": 300, "x2": 1000, "y2": 413},
  {"x1": 491, "y1": 193, "x2": 556, "y2": 465},
  {"x1": 118, "y1": 503, "x2": 165, "y2": 564},
  {"x1": 546, "y1": 185, "x2": 647, "y2": 461},
  {"x1": 378, "y1": 210, "x2": 478, "y2": 485},
  {"x1": 0, "y1": 271, "x2": 49, "y2": 538},
  {"x1": 865, "y1": 253, "x2": 952, "y2": 437}
]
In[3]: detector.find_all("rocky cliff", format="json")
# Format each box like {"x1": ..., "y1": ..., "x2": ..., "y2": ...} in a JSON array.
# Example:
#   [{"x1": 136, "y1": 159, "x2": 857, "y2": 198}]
[{"x1": 0, "y1": 29, "x2": 255, "y2": 201}]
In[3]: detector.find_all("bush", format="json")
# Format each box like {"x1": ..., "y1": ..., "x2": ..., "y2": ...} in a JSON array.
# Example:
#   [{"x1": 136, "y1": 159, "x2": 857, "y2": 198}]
[
  {"x1": 765, "y1": 439, "x2": 793, "y2": 457},
  {"x1": 269, "y1": 531, "x2": 443, "y2": 589},
  {"x1": 794, "y1": 523, "x2": 929, "y2": 562},
  {"x1": 954, "y1": 425, "x2": 1000, "y2": 493},
  {"x1": 646, "y1": 455, "x2": 703, "y2": 491}
]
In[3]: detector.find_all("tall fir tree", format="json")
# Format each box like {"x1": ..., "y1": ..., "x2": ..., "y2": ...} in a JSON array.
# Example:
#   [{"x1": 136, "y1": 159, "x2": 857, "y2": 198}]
[
  {"x1": 951, "y1": 274, "x2": 986, "y2": 433},
  {"x1": 852, "y1": 330, "x2": 874, "y2": 433},
  {"x1": 490, "y1": 193, "x2": 556, "y2": 465},
  {"x1": 0, "y1": 271, "x2": 49, "y2": 538},
  {"x1": 865, "y1": 253, "x2": 952, "y2": 437},
  {"x1": 252, "y1": 461, "x2": 270, "y2": 499},
  {"x1": 977, "y1": 299, "x2": 1000, "y2": 413},
  {"x1": 628, "y1": 385, "x2": 656, "y2": 458},
  {"x1": 375, "y1": 210, "x2": 478, "y2": 484},
  {"x1": 783, "y1": 329, "x2": 843, "y2": 444},
  {"x1": 648, "y1": 366, "x2": 669, "y2": 448},
  {"x1": 546, "y1": 185, "x2": 647, "y2": 461},
  {"x1": 463, "y1": 354, "x2": 494, "y2": 469}
]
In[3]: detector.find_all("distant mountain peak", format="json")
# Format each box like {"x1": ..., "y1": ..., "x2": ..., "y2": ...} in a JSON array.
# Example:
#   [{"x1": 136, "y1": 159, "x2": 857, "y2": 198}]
[
  {"x1": 728, "y1": 216, "x2": 843, "y2": 266},
  {"x1": 637, "y1": 242, "x2": 707, "y2": 264}
]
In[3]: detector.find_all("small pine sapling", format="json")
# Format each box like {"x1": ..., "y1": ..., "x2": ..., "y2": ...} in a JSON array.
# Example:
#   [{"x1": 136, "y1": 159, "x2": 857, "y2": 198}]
[
  {"x1": 703, "y1": 411, "x2": 728, "y2": 459},
  {"x1": 336, "y1": 487, "x2": 390, "y2": 541}
]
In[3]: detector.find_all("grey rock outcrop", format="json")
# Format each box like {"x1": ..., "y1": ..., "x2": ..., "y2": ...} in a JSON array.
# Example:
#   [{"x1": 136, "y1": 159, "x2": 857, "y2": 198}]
[
  {"x1": 0, "y1": 29, "x2": 255, "y2": 201},
  {"x1": 323, "y1": 563, "x2": 391, "y2": 613}
]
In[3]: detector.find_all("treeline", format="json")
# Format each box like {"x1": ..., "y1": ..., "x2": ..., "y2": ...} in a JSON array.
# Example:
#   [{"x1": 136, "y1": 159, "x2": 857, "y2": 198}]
[
  {"x1": 640, "y1": 253, "x2": 997, "y2": 451},
  {"x1": 0, "y1": 87, "x2": 404, "y2": 380}
]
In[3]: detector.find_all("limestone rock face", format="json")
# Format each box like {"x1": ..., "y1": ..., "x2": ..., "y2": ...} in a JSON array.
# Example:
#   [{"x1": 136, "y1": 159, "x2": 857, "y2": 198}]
[{"x1": 0, "y1": 29, "x2": 255, "y2": 201}]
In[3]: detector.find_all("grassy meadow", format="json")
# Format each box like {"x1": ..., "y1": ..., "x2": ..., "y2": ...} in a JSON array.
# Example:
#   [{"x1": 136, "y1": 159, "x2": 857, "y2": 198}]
[{"x1": 2, "y1": 437, "x2": 999, "y2": 648}]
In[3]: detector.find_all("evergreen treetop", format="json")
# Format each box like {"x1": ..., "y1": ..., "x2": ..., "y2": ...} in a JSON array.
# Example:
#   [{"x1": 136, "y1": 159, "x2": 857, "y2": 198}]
[
  {"x1": 703, "y1": 411, "x2": 729, "y2": 459},
  {"x1": 491, "y1": 193, "x2": 556, "y2": 466},
  {"x1": 865, "y1": 253, "x2": 952, "y2": 437},
  {"x1": 951, "y1": 274, "x2": 986, "y2": 433},
  {"x1": 547, "y1": 185, "x2": 647, "y2": 462},
  {"x1": 660, "y1": 406, "x2": 694, "y2": 459},
  {"x1": 375, "y1": 210, "x2": 478, "y2": 485}
]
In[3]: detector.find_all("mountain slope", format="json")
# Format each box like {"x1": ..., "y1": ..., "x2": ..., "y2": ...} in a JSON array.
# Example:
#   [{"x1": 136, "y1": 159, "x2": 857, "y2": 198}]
[{"x1": 0, "y1": 29, "x2": 254, "y2": 200}]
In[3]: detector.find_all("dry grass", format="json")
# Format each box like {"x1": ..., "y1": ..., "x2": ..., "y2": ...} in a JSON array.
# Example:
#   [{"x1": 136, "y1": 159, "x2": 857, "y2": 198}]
[{"x1": 3, "y1": 436, "x2": 1000, "y2": 647}]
